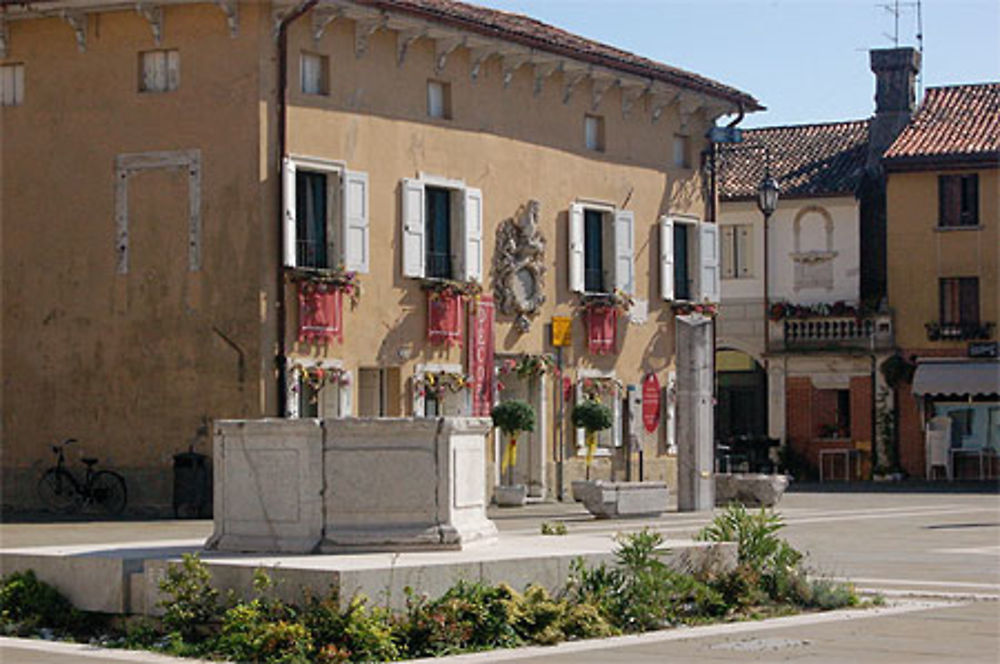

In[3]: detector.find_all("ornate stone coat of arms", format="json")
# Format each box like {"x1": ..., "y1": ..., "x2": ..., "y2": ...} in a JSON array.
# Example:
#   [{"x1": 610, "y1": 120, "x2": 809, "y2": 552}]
[{"x1": 492, "y1": 200, "x2": 546, "y2": 332}]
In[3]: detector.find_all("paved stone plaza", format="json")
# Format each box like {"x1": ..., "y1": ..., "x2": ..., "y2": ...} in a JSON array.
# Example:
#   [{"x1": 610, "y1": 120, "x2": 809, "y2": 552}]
[{"x1": 1, "y1": 490, "x2": 998, "y2": 663}]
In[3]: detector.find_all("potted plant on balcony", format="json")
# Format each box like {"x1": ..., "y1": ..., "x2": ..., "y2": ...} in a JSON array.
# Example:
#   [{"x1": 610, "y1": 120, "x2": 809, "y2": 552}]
[{"x1": 491, "y1": 399, "x2": 535, "y2": 507}]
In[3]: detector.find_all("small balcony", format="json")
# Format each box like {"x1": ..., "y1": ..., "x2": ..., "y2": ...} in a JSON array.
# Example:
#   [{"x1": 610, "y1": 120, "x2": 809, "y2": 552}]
[
  {"x1": 769, "y1": 313, "x2": 894, "y2": 352},
  {"x1": 925, "y1": 321, "x2": 995, "y2": 342}
]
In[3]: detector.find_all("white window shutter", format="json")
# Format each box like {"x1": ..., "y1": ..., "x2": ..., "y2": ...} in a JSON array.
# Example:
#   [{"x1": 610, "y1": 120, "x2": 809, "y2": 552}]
[
  {"x1": 737, "y1": 225, "x2": 752, "y2": 277},
  {"x1": 612, "y1": 389, "x2": 622, "y2": 448},
  {"x1": 342, "y1": 170, "x2": 369, "y2": 273},
  {"x1": 721, "y1": 226, "x2": 735, "y2": 279},
  {"x1": 338, "y1": 375, "x2": 352, "y2": 417},
  {"x1": 166, "y1": 50, "x2": 180, "y2": 90},
  {"x1": 401, "y1": 179, "x2": 426, "y2": 278},
  {"x1": 699, "y1": 222, "x2": 720, "y2": 302},
  {"x1": 462, "y1": 187, "x2": 484, "y2": 283},
  {"x1": 285, "y1": 365, "x2": 300, "y2": 418},
  {"x1": 412, "y1": 374, "x2": 426, "y2": 417},
  {"x1": 282, "y1": 158, "x2": 297, "y2": 267},
  {"x1": 659, "y1": 215, "x2": 674, "y2": 301},
  {"x1": 613, "y1": 210, "x2": 635, "y2": 295},
  {"x1": 568, "y1": 203, "x2": 585, "y2": 293}
]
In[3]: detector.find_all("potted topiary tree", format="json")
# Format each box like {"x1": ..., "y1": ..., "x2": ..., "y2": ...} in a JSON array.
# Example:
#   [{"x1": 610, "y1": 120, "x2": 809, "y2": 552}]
[
  {"x1": 571, "y1": 398, "x2": 613, "y2": 489},
  {"x1": 491, "y1": 399, "x2": 535, "y2": 507}
]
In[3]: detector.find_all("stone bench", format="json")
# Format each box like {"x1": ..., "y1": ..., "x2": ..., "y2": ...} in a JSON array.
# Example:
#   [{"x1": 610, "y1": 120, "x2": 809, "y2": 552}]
[
  {"x1": 578, "y1": 481, "x2": 669, "y2": 519},
  {"x1": 714, "y1": 473, "x2": 790, "y2": 508}
]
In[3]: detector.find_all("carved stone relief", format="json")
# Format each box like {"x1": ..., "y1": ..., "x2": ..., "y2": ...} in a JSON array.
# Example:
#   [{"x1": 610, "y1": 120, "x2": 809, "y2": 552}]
[{"x1": 492, "y1": 200, "x2": 546, "y2": 332}]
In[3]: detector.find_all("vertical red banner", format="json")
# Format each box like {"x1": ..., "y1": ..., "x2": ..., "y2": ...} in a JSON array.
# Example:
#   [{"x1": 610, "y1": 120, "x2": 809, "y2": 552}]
[
  {"x1": 586, "y1": 305, "x2": 618, "y2": 355},
  {"x1": 467, "y1": 296, "x2": 495, "y2": 416},
  {"x1": 427, "y1": 292, "x2": 463, "y2": 346},
  {"x1": 298, "y1": 282, "x2": 343, "y2": 344}
]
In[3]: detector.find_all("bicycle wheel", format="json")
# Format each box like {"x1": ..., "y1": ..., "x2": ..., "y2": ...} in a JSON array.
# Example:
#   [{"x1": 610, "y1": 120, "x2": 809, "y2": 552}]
[
  {"x1": 37, "y1": 469, "x2": 82, "y2": 513},
  {"x1": 90, "y1": 471, "x2": 127, "y2": 516}
]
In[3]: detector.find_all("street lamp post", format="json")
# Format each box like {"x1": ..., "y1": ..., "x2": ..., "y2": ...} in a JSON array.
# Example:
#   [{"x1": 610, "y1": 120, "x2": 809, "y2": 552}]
[{"x1": 756, "y1": 164, "x2": 780, "y2": 353}]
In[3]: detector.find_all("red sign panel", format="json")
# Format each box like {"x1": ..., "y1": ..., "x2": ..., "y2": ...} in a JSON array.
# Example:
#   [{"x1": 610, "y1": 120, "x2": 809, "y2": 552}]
[
  {"x1": 298, "y1": 282, "x2": 343, "y2": 344},
  {"x1": 428, "y1": 292, "x2": 463, "y2": 347},
  {"x1": 467, "y1": 296, "x2": 495, "y2": 416},
  {"x1": 642, "y1": 373, "x2": 661, "y2": 433},
  {"x1": 586, "y1": 306, "x2": 618, "y2": 355}
]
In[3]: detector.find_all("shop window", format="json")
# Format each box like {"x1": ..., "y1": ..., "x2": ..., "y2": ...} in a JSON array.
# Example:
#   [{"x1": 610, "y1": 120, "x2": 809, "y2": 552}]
[
  {"x1": 0, "y1": 63, "x2": 24, "y2": 106},
  {"x1": 300, "y1": 52, "x2": 329, "y2": 96},
  {"x1": 660, "y1": 216, "x2": 719, "y2": 302},
  {"x1": 139, "y1": 49, "x2": 179, "y2": 93},
  {"x1": 722, "y1": 224, "x2": 753, "y2": 279},
  {"x1": 358, "y1": 367, "x2": 401, "y2": 417},
  {"x1": 427, "y1": 80, "x2": 451, "y2": 119},
  {"x1": 285, "y1": 363, "x2": 351, "y2": 418},
  {"x1": 568, "y1": 203, "x2": 633, "y2": 296},
  {"x1": 938, "y1": 174, "x2": 978, "y2": 227},
  {"x1": 940, "y1": 277, "x2": 979, "y2": 325},
  {"x1": 401, "y1": 176, "x2": 482, "y2": 283},
  {"x1": 282, "y1": 156, "x2": 369, "y2": 272}
]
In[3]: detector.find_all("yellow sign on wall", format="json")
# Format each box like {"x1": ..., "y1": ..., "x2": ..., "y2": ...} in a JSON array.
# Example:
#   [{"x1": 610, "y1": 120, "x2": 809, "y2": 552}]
[{"x1": 551, "y1": 316, "x2": 572, "y2": 347}]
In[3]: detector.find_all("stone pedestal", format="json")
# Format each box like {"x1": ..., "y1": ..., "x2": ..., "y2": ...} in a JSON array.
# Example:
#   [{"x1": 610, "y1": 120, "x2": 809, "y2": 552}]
[
  {"x1": 208, "y1": 418, "x2": 497, "y2": 553},
  {"x1": 676, "y1": 315, "x2": 715, "y2": 511}
]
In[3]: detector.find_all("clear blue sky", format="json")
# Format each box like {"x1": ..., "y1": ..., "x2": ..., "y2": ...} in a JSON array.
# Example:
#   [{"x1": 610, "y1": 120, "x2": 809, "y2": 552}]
[{"x1": 481, "y1": 0, "x2": 1000, "y2": 128}]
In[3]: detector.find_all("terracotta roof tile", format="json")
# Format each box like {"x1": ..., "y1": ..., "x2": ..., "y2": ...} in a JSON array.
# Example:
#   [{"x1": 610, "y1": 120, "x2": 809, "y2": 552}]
[
  {"x1": 359, "y1": 0, "x2": 761, "y2": 110},
  {"x1": 718, "y1": 120, "x2": 869, "y2": 200},
  {"x1": 884, "y1": 83, "x2": 1000, "y2": 167}
]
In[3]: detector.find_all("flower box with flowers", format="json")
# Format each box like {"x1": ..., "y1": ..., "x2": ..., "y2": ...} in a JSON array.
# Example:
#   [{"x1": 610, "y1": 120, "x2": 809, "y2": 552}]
[
  {"x1": 496, "y1": 354, "x2": 560, "y2": 392},
  {"x1": 414, "y1": 371, "x2": 472, "y2": 402},
  {"x1": 672, "y1": 302, "x2": 718, "y2": 317}
]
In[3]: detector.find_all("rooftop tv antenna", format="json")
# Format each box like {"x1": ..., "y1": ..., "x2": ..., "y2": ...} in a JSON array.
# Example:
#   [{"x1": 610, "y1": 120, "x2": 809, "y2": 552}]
[{"x1": 877, "y1": 0, "x2": 924, "y2": 98}]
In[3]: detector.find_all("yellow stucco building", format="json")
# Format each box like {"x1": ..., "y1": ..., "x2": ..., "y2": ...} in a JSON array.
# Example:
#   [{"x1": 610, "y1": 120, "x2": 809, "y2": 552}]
[
  {"x1": 1, "y1": 0, "x2": 759, "y2": 511},
  {"x1": 884, "y1": 83, "x2": 1000, "y2": 479}
]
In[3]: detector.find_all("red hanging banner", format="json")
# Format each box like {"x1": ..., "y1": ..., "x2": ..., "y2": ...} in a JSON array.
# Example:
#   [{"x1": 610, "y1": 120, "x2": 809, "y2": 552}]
[
  {"x1": 297, "y1": 282, "x2": 343, "y2": 344},
  {"x1": 428, "y1": 292, "x2": 463, "y2": 347},
  {"x1": 586, "y1": 305, "x2": 618, "y2": 355},
  {"x1": 642, "y1": 373, "x2": 661, "y2": 433},
  {"x1": 467, "y1": 296, "x2": 495, "y2": 416}
]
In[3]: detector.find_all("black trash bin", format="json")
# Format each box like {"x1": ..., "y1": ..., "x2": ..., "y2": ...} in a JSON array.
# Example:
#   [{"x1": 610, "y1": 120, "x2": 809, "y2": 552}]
[{"x1": 173, "y1": 451, "x2": 212, "y2": 518}]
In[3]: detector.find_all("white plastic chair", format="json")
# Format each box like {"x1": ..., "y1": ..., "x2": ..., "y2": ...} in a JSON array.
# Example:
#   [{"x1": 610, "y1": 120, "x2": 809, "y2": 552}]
[{"x1": 925, "y1": 416, "x2": 952, "y2": 481}]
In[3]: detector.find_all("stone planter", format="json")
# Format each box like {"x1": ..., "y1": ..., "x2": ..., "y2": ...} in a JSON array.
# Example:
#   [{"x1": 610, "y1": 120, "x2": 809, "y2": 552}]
[
  {"x1": 714, "y1": 473, "x2": 790, "y2": 508},
  {"x1": 580, "y1": 481, "x2": 669, "y2": 519},
  {"x1": 494, "y1": 484, "x2": 528, "y2": 507},
  {"x1": 571, "y1": 479, "x2": 597, "y2": 502}
]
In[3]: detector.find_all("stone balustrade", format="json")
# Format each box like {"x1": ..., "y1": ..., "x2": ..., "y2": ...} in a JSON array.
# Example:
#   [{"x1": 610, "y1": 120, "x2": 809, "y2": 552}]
[{"x1": 769, "y1": 313, "x2": 893, "y2": 351}]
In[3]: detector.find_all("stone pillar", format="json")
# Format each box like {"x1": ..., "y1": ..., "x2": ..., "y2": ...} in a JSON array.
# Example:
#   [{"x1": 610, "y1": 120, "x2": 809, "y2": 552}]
[
  {"x1": 676, "y1": 315, "x2": 714, "y2": 512},
  {"x1": 767, "y1": 362, "x2": 786, "y2": 443}
]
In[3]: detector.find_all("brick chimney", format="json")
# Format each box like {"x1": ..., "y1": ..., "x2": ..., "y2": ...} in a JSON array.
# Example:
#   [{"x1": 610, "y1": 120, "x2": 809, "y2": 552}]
[{"x1": 867, "y1": 47, "x2": 921, "y2": 168}]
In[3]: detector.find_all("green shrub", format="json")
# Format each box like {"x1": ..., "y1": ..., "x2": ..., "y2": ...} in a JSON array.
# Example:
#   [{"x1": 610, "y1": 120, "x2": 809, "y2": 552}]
[
  {"x1": 564, "y1": 530, "x2": 725, "y2": 633},
  {"x1": 571, "y1": 399, "x2": 613, "y2": 433},
  {"x1": 0, "y1": 570, "x2": 79, "y2": 634},
  {"x1": 216, "y1": 601, "x2": 312, "y2": 664},
  {"x1": 806, "y1": 578, "x2": 859, "y2": 610},
  {"x1": 303, "y1": 592, "x2": 400, "y2": 664},
  {"x1": 400, "y1": 581, "x2": 521, "y2": 657},
  {"x1": 540, "y1": 521, "x2": 568, "y2": 536},
  {"x1": 157, "y1": 553, "x2": 222, "y2": 639},
  {"x1": 491, "y1": 400, "x2": 536, "y2": 436}
]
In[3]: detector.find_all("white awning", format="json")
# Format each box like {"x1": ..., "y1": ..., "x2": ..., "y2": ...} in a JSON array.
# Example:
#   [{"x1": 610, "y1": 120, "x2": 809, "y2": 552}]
[{"x1": 912, "y1": 360, "x2": 1000, "y2": 397}]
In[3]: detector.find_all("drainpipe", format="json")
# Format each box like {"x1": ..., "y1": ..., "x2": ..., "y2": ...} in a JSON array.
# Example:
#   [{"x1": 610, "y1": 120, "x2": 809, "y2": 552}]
[{"x1": 275, "y1": 0, "x2": 318, "y2": 416}]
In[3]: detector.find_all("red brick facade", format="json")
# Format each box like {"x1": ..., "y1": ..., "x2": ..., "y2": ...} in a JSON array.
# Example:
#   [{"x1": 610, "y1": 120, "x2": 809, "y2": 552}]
[{"x1": 786, "y1": 375, "x2": 874, "y2": 478}]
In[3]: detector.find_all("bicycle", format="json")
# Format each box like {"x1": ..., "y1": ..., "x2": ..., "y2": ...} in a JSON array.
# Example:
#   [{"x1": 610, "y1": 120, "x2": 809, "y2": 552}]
[{"x1": 37, "y1": 438, "x2": 128, "y2": 515}]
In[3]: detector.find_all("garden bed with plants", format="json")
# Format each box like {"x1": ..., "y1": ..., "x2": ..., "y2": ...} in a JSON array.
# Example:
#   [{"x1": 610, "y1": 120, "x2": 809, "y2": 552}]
[{"x1": 0, "y1": 506, "x2": 874, "y2": 663}]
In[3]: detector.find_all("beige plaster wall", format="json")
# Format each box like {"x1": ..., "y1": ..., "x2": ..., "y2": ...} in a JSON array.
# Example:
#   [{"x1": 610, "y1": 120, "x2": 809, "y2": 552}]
[
  {"x1": 1, "y1": 4, "x2": 272, "y2": 510},
  {"x1": 283, "y1": 19, "x2": 710, "y2": 490},
  {"x1": 887, "y1": 169, "x2": 999, "y2": 351}
]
